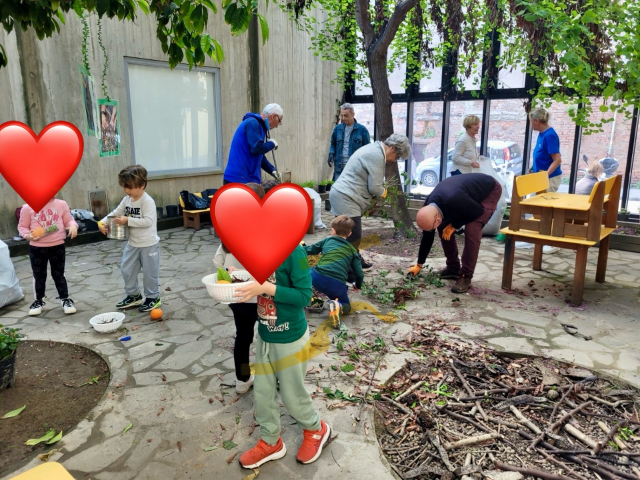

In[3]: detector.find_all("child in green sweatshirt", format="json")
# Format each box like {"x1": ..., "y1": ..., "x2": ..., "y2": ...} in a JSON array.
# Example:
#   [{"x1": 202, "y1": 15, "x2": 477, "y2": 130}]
[{"x1": 233, "y1": 246, "x2": 331, "y2": 469}]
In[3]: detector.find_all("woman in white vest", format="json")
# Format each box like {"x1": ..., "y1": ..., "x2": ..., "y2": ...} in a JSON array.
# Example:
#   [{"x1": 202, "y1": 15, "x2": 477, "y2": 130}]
[{"x1": 451, "y1": 115, "x2": 481, "y2": 176}]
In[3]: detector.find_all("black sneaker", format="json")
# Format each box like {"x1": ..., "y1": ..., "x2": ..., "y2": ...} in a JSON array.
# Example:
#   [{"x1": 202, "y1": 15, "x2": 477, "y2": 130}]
[
  {"x1": 439, "y1": 267, "x2": 461, "y2": 280},
  {"x1": 359, "y1": 254, "x2": 373, "y2": 272},
  {"x1": 29, "y1": 300, "x2": 46, "y2": 316},
  {"x1": 139, "y1": 297, "x2": 161, "y2": 312},
  {"x1": 116, "y1": 294, "x2": 143, "y2": 309}
]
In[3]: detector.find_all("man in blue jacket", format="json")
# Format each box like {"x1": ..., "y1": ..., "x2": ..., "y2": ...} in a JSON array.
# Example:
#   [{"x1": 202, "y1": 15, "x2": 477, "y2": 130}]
[
  {"x1": 328, "y1": 103, "x2": 371, "y2": 181},
  {"x1": 224, "y1": 104, "x2": 283, "y2": 185}
]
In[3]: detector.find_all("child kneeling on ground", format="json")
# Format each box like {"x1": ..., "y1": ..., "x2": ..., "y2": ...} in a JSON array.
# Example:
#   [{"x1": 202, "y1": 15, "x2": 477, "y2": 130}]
[
  {"x1": 99, "y1": 165, "x2": 161, "y2": 312},
  {"x1": 303, "y1": 215, "x2": 364, "y2": 326},
  {"x1": 233, "y1": 244, "x2": 331, "y2": 468},
  {"x1": 18, "y1": 195, "x2": 79, "y2": 316}
]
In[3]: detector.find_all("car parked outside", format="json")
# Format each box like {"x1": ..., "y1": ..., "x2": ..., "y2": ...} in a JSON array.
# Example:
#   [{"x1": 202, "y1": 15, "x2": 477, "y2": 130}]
[{"x1": 415, "y1": 140, "x2": 523, "y2": 187}]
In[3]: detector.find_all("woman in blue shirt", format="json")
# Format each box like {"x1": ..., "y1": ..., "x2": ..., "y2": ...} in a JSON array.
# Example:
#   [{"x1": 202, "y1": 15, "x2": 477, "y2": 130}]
[{"x1": 530, "y1": 107, "x2": 563, "y2": 192}]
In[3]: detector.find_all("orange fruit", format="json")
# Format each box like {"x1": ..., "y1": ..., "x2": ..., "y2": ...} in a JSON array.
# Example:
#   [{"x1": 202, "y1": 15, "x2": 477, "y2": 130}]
[
  {"x1": 150, "y1": 308, "x2": 163, "y2": 321},
  {"x1": 216, "y1": 280, "x2": 230, "y2": 284}
]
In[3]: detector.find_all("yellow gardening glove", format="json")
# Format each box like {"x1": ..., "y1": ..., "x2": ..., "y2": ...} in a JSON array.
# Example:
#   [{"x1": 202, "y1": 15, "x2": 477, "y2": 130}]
[
  {"x1": 408, "y1": 264, "x2": 422, "y2": 276},
  {"x1": 381, "y1": 188, "x2": 387, "y2": 199},
  {"x1": 441, "y1": 224, "x2": 456, "y2": 241}
]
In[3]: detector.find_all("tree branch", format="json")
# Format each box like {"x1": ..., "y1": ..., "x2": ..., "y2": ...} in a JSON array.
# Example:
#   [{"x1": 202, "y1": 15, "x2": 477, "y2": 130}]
[
  {"x1": 372, "y1": 0, "x2": 418, "y2": 54},
  {"x1": 354, "y1": 0, "x2": 374, "y2": 47}
]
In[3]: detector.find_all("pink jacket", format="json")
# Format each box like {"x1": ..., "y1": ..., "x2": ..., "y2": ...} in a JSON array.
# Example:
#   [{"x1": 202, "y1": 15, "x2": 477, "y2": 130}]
[{"x1": 18, "y1": 200, "x2": 78, "y2": 247}]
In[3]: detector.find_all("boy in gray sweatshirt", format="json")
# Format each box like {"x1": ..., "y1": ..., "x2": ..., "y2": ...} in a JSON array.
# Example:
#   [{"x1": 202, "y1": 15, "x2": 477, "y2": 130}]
[{"x1": 99, "y1": 165, "x2": 161, "y2": 312}]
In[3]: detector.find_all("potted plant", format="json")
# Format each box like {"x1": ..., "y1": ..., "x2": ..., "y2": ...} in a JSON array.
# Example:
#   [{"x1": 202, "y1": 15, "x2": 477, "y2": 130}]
[
  {"x1": 318, "y1": 179, "x2": 330, "y2": 193},
  {"x1": 0, "y1": 325, "x2": 24, "y2": 390},
  {"x1": 326, "y1": 179, "x2": 334, "y2": 192},
  {"x1": 618, "y1": 208, "x2": 629, "y2": 221},
  {"x1": 300, "y1": 180, "x2": 315, "y2": 190}
]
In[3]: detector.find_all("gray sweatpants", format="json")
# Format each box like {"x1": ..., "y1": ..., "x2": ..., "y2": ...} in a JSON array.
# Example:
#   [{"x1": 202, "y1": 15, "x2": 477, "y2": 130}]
[{"x1": 121, "y1": 242, "x2": 160, "y2": 298}]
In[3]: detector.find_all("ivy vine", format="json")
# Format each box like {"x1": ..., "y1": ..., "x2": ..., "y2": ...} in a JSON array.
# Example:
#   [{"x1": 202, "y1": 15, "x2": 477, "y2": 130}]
[
  {"x1": 96, "y1": 18, "x2": 110, "y2": 101},
  {"x1": 80, "y1": 13, "x2": 90, "y2": 73}
]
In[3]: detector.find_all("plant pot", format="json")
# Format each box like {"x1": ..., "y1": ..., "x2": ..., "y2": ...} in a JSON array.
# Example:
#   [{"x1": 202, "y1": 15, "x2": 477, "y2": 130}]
[
  {"x1": 0, "y1": 352, "x2": 16, "y2": 390},
  {"x1": 325, "y1": 200, "x2": 331, "y2": 211},
  {"x1": 618, "y1": 213, "x2": 629, "y2": 221},
  {"x1": 318, "y1": 185, "x2": 327, "y2": 193},
  {"x1": 166, "y1": 205, "x2": 179, "y2": 218},
  {"x1": 326, "y1": 184, "x2": 332, "y2": 191},
  {"x1": 156, "y1": 207, "x2": 164, "y2": 219}
]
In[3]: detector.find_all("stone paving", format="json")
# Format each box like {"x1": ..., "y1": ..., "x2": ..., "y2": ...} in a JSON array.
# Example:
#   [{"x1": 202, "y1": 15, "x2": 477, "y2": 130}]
[{"x1": 1, "y1": 210, "x2": 640, "y2": 480}]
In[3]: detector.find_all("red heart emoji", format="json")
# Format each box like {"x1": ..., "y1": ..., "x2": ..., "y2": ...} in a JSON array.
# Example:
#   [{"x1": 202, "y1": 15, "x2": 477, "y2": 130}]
[
  {"x1": 211, "y1": 184, "x2": 313, "y2": 284},
  {"x1": 0, "y1": 121, "x2": 84, "y2": 213}
]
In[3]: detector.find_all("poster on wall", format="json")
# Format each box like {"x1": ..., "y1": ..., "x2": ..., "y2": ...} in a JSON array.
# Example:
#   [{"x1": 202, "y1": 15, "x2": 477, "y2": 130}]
[
  {"x1": 98, "y1": 98, "x2": 121, "y2": 157},
  {"x1": 78, "y1": 64, "x2": 100, "y2": 138}
]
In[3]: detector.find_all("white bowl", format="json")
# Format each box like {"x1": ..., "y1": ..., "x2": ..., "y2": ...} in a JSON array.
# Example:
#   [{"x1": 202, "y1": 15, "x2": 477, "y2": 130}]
[
  {"x1": 90, "y1": 312, "x2": 126, "y2": 333},
  {"x1": 202, "y1": 270, "x2": 253, "y2": 304}
]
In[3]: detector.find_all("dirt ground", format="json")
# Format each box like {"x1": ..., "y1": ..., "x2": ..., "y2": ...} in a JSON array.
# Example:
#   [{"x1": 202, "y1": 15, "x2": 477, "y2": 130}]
[
  {"x1": 0, "y1": 341, "x2": 109, "y2": 475},
  {"x1": 362, "y1": 227, "x2": 466, "y2": 260}
]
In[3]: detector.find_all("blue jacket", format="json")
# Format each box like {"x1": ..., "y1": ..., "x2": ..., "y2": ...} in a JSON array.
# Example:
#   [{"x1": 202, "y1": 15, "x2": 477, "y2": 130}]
[
  {"x1": 328, "y1": 120, "x2": 371, "y2": 163},
  {"x1": 224, "y1": 113, "x2": 277, "y2": 183}
]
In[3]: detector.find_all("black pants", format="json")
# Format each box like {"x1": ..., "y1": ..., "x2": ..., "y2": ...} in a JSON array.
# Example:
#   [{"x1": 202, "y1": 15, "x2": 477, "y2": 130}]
[
  {"x1": 229, "y1": 303, "x2": 258, "y2": 381},
  {"x1": 345, "y1": 216, "x2": 363, "y2": 250},
  {"x1": 223, "y1": 179, "x2": 231, "y2": 185},
  {"x1": 29, "y1": 244, "x2": 68, "y2": 302}
]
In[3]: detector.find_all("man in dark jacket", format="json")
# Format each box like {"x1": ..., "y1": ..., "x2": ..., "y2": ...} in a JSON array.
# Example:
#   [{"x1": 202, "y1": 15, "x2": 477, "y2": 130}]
[
  {"x1": 407, "y1": 173, "x2": 502, "y2": 293},
  {"x1": 328, "y1": 103, "x2": 371, "y2": 181},
  {"x1": 224, "y1": 104, "x2": 283, "y2": 185}
]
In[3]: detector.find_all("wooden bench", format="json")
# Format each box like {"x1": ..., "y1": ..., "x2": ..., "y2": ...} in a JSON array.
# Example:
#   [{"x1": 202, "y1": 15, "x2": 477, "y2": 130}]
[
  {"x1": 500, "y1": 173, "x2": 621, "y2": 305},
  {"x1": 179, "y1": 192, "x2": 210, "y2": 231}
]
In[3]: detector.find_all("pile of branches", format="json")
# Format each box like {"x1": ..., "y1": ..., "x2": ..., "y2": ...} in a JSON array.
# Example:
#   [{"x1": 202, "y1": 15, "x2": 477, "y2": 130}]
[{"x1": 376, "y1": 325, "x2": 640, "y2": 480}]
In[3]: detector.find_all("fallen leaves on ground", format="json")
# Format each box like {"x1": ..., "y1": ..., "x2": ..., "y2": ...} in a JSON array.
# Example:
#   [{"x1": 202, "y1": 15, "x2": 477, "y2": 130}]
[
  {"x1": 122, "y1": 423, "x2": 132, "y2": 435},
  {"x1": 243, "y1": 469, "x2": 259, "y2": 480},
  {"x1": 177, "y1": 441, "x2": 182, "y2": 452},
  {"x1": 226, "y1": 452, "x2": 238, "y2": 464},
  {"x1": 157, "y1": 407, "x2": 164, "y2": 416},
  {"x1": 2, "y1": 405, "x2": 26, "y2": 418},
  {"x1": 38, "y1": 449, "x2": 58, "y2": 462}
]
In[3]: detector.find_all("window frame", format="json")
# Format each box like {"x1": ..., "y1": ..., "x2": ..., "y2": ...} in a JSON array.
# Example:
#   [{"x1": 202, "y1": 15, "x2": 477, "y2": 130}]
[{"x1": 123, "y1": 57, "x2": 224, "y2": 180}]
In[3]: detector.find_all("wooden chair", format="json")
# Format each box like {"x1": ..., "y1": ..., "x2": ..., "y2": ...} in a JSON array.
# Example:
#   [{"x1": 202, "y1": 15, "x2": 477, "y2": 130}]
[
  {"x1": 12, "y1": 462, "x2": 74, "y2": 480},
  {"x1": 179, "y1": 192, "x2": 210, "y2": 231},
  {"x1": 500, "y1": 174, "x2": 621, "y2": 305}
]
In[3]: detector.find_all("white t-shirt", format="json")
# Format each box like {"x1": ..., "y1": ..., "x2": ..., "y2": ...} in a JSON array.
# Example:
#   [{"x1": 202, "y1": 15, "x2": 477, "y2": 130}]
[{"x1": 102, "y1": 192, "x2": 160, "y2": 247}]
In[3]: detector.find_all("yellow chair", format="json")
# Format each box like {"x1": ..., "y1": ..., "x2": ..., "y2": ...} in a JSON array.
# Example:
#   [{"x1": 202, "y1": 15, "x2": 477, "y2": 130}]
[
  {"x1": 178, "y1": 192, "x2": 210, "y2": 231},
  {"x1": 11, "y1": 462, "x2": 74, "y2": 480}
]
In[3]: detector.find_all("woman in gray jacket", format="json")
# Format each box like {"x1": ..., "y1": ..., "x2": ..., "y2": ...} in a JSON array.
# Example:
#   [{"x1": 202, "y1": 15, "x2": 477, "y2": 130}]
[
  {"x1": 451, "y1": 115, "x2": 481, "y2": 175},
  {"x1": 329, "y1": 133, "x2": 411, "y2": 276}
]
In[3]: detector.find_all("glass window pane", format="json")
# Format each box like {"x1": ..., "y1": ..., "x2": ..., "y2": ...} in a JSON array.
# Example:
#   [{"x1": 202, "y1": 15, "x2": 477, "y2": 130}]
[
  {"x1": 420, "y1": 27, "x2": 443, "y2": 93},
  {"x1": 353, "y1": 103, "x2": 375, "y2": 138},
  {"x1": 460, "y1": 58, "x2": 483, "y2": 91},
  {"x1": 578, "y1": 99, "x2": 633, "y2": 207},
  {"x1": 487, "y1": 99, "x2": 528, "y2": 200},
  {"x1": 631, "y1": 124, "x2": 640, "y2": 215},
  {"x1": 497, "y1": 40, "x2": 526, "y2": 89},
  {"x1": 356, "y1": 47, "x2": 406, "y2": 95},
  {"x1": 448, "y1": 100, "x2": 484, "y2": 152},
  {"x1": 411, "y1": 102, "x2": 444, "y2": 195},
  {"x1": 127, "y1": 63, "x2": 219, "y2": 174},
  {"x1": 527, "y1": 104, "x2": 576, "y2": 193}
]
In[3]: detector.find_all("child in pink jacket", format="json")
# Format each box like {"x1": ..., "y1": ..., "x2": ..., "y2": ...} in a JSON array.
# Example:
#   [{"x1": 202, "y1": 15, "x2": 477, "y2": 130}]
[{"x1": 18, "y1": 198, "x2": 79, "y2": 316}]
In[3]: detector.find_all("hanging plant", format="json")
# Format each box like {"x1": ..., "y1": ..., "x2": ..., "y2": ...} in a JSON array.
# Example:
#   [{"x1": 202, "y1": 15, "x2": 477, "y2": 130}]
[
  {"x1": 80, "y1": 13, "x2": 90, "y2": 73},
  {"x1": 96, "y1": 18, "x2": 110, "y2": 101}
]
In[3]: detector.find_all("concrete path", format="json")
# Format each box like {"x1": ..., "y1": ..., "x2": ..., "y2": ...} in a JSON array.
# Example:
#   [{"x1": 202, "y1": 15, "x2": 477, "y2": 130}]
[{"x1": 2, "y1": 210, "x2": 639, "y2": 480}]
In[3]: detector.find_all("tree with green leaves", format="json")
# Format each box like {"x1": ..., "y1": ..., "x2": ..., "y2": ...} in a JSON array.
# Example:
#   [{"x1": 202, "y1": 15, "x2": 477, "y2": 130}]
[
  {"x1": 0, "y1": 0, "x2": 270, "y2": 70},
  {"x1": 283, "y1": 0, "x2": 640, "y2": 237}
]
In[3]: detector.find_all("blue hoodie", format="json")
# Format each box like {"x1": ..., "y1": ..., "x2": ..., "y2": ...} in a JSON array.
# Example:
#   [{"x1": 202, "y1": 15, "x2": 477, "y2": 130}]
[{"x1": 224, "y1": 113, "x2": 277, "y2": 184}]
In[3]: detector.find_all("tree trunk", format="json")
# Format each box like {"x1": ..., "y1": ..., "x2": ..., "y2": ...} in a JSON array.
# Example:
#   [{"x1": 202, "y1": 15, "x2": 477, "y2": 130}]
[{"x1": 367, "y1": 49, "x2": 417, "y2": 238}]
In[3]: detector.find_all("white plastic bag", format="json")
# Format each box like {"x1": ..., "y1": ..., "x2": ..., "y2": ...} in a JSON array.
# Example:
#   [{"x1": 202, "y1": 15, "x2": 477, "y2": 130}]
[
  {"x1": 473, "y1": 156, "x2": 508, "y2": 236},
  {"x1": 303, "y1": 188, "x2": 327, "y2": 229},
  {"x1": 0, "y1": 240, "x2": 24, "y2": 308}
]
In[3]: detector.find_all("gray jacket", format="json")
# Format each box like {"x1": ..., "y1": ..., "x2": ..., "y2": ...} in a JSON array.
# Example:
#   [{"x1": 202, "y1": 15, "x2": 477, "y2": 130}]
[{"x1": 330, "y1": 141, "x2": 386, "y2": 217}]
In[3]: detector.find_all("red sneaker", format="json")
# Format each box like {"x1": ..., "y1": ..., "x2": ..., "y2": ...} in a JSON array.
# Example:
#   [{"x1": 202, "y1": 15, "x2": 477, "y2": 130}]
[
  {"x1": 296, "y1": 420, "x2": 331, "y2": 464},
  {"x1": 239, "y1": 438, "x2": 287, "y2": 469}
]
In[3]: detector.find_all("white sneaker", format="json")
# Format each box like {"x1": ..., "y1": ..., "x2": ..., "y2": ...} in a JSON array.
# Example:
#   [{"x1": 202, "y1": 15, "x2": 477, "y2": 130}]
[
  {"x1": 29, "y1": 300, "x2": 45, "y2": 316},
  {"x1": 543, "y1": 246, "x2": 558, "y2": 254},
  {"x1": 236, "y1": 375, "x2": 254, "y2": 394},
  {"x1": 515, "y1": 241, "x2": 534, "y2": 249},
  {"x1": 61, "y1": 298, "x2": 77, "y2": 314}
]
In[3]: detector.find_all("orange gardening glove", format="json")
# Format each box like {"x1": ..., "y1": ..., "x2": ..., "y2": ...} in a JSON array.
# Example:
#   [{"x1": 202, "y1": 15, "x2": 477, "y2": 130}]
[
  {"x1": 408, "y1": 264, "x2": 422, "y2": 276},
  {"x1": 441, "y1": 224, "x2": 456, "y2": 241},
  {"x1": 381, "y1": 188, "x2": 388, "y2": 199}
]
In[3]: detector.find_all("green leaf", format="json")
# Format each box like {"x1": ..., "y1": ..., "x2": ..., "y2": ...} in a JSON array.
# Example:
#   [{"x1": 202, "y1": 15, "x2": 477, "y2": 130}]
[
  {"x1": 524, "y1": 13, "x2": 539, "y2": 22},
  {"x1": 224, "y1": 3, "x2": 251, "y2": 36},
  {"x1": 25, "y1": 429, "x2": 56, "y2": 446},
  {"x1": 217, "y1": 268, "x2": 233, "y2": 283},
  {"x1": 599, "y1": 104, "x2": 609, "y2": 113},
  {"x1": 200, "y1": 34, "x2": 210, "y2": 53},
  {"x1": 202, "y1": 0, "x2": 217, "y2": 14},
  {"x1": 2, "y1": 405, "x2": 26, "y2": 419},
  {"x1": 257, "y1": 14, "x2": 269, "y2": 45},
  {"x1": 222, "y1": 440, "x2": 237, "y2": 450},
  {"x1": 122, "y1": 422, "x2": 133, "y2": 435},
  {"x1": 137, "y1": 0, "x2": 149, "y2": 15},
  {"x1": 204, "y1": 445, "x2": 217, "y2": 451},
  {"x1": 46, "y1": 431, "x2": 63, "y2": 445},
  {"x1": 341, "y1": 363, "x2": 355, "y2": 373},
  {"x1": 581, "y1": 9, "x2": 597, "y2": 24},
  {"x1": 56, "y1": 10, "x2": 66, "y2": 25}
]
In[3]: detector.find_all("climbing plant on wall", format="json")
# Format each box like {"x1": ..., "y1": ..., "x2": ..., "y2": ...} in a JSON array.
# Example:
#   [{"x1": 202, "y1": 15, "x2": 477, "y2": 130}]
[{"x1": 0, "y1": 0, "x2": 270, "y2": 71}]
